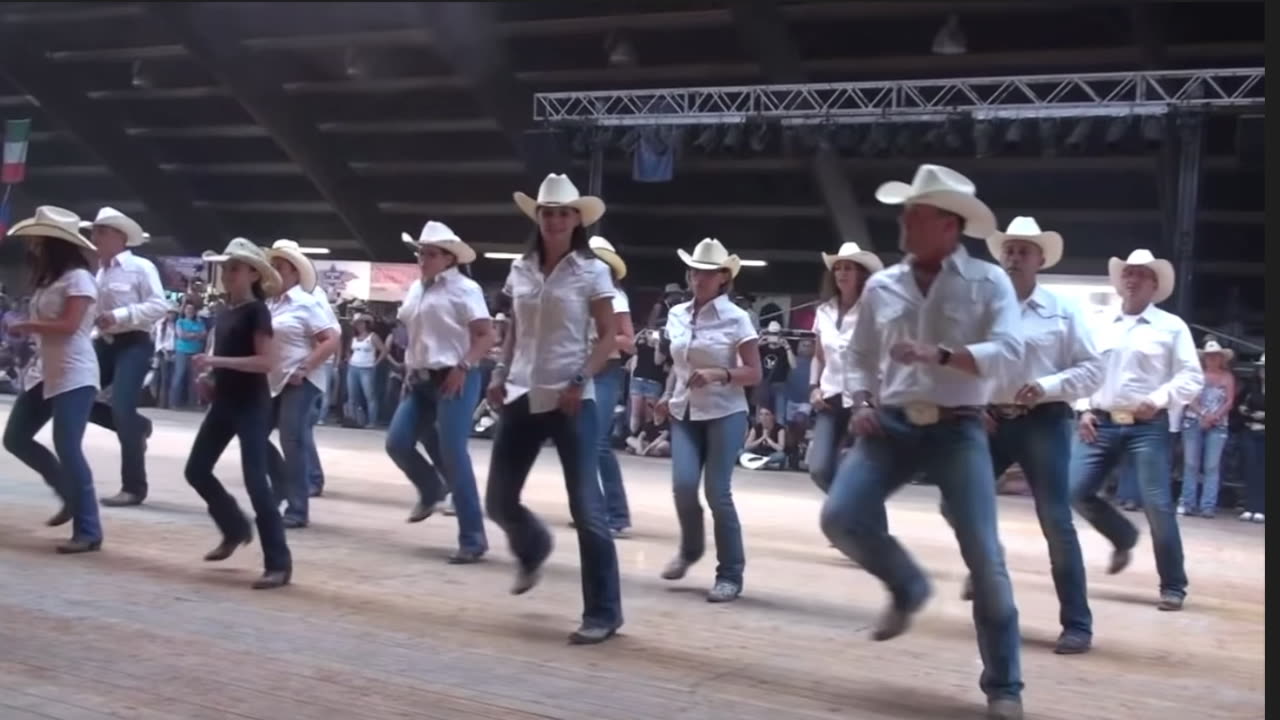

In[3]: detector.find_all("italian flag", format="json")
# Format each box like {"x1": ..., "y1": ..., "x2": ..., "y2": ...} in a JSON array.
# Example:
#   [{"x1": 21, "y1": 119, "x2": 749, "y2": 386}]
[{"x1": 2, "y1": 119, "x2": 31, "y2": 185}]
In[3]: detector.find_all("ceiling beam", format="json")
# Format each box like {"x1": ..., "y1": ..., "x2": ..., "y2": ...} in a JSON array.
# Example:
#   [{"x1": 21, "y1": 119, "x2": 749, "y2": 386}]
[
  {"x1": 0, "y1": 30, "x2": 222, "y2": 253},
  {"x1": 147, "y1": 2, "x2": 397, "y2": 259}
]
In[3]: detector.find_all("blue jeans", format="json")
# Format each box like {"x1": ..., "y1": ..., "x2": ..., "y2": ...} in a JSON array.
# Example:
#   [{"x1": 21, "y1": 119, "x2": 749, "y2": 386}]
[
  {"x1": 1240, "y1": 428, "x2": 1265, "y2": 513},
  {"x1": 346, "y1": 365, "x2": 378, "y2": 427},
  {"x1": 670, "y1": 411, "x2": 749, "y2": 586},
  {"x1": 821, "y1": 408, "x2": 1022, "y2": 701},
  {"x1": 4, "y1": 384, "x2": 102, "y2": 543},
  {"x1": 266, "y1": 380, "x2": 322, "y2": 525},
  {"x1": 185, "y1": 394, "x2": 291, "y2": 572},
  {"x1": 1179, "y1": 422, "x2": 1228, "y2": 512},
  {"x1": 807, "y1": 399, "x2": 852, "y2": 493},
  {"x1": 89, "y1": 334, "x2": 154, "y2": 498},
  {"x1": 593, "y1": 361, "x2": 630, "y2": 530},
  {"x1": 1070, "y1": 412, "x2": 1187, "y2": 598},
  {"x1": 1113, "y1": 455, "x2": 1142, "y2": 507},
  {"x1": 170, "y1": 351, "x2": 195, "y2": 409},
  {"x1": 485, "y1": 395, "x2": 622, "y2": 630},
  {"x1": 386, "y1": 369, "x2": 487, "y2": 553},
  {"x1": 306, "y1": 392, "x2": 325, "y2": 495}
]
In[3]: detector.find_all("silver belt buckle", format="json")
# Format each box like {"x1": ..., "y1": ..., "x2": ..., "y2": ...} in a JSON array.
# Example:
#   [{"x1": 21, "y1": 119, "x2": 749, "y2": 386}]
[
  {"x1": 1110, "y1": 410, "x2": 1135, "y2": 426},
  {"x1": 904, "y1": 402, "x2": 940, "y2": 426}
]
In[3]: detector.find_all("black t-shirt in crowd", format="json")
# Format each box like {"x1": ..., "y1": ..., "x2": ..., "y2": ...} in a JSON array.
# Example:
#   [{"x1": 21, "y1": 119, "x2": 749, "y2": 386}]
[
  {"x1": 759, "y1": 340, "x2": 791, "y2": 384},
  {"x1": 632, "y1": 339, "x2": 667, "y2": 382},
  {"x1": 748, "y1": 423, "x2": 785, "y2": 452},
  {"x1": 213, "y1": 300, "x2": 273, "y2": 403}
]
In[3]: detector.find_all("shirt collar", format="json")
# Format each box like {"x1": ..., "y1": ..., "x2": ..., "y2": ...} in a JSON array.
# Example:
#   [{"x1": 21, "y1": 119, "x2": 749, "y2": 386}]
[
  {"x1": 422, "y1": 266, "x2": 460, "y2": 289},
  {"x1": 1025, "y1": 284, "x2": 1050, "y2": 311},
  {"x1": 905, "y1": 245, "x2": 972, "y2": 279},
  {"x1": 283, "y1": 284, "x2": 310, "y2": 304},
  {"x1": 107, "y1": 250, "x2": 134, "y2": 268},
  {"x1": 1114, "y1": 302, "x2": 1156, "y2": 325}
]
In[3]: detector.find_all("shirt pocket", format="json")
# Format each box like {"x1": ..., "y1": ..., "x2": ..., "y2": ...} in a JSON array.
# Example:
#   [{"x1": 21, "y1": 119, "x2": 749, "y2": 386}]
[{"x1": 1133, "y1": 327, "x2": 1173, "y2": 373}]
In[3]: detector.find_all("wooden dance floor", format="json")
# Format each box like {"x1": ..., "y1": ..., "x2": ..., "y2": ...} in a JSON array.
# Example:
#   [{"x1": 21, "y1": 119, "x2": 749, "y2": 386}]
[{"x1": 0, "y1": 400, "x2": 1265, "y2": 719}]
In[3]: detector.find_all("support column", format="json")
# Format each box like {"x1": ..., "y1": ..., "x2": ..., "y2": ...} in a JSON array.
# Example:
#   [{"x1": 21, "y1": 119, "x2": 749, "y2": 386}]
[
  {"x1": 587, "y1": 145, "x2": 605, "y2": 237},
  {"x1": 1170, "y1": 112, "x2": 1204, "y2": 317}
]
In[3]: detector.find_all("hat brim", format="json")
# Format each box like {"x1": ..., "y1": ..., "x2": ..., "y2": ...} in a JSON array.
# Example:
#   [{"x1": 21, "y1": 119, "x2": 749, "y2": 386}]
[
  {"x1": 875, "y1": 183, "x2": 997, "y2": 239},
  {"x1": 92, "y1": 217, "x2": 147, "y2": 247},
  {"x1": 8, "y1": 220, "x2": 99, "y2": 258},
  {"x1": 202, "y1": 250, "x2": 283, "y2": 296},
  {"x1": 1108, "y1": 256, "x2": 1176, "y2": 304},
  {"x1": 404, "y1": 234, "x2": 477, "y2": 265},
  {"x1": 822, "y1": 250, "x2": 884, "y2": 274},
  {"x1": 592, "y1": 247, "x2": 627, "y2": 280},
  {"x1": 677, "y1": 248, "x2": 741, "y2": 278},
  {"x1": 986, "y1": 231, "x2": 1064, "y2": 270},
  {"x1": 513, "y1": 191, "x2": 606, "y2": 227},
  {"x1": 1199, "y1": 347, "x2": 1235, "y2": 360},
  {"x1": 739, "y1": 453, "x2": 770, "y2": 470},
  {"x1": 266, "y1": 248, "x2": 318, "y2": 293}
]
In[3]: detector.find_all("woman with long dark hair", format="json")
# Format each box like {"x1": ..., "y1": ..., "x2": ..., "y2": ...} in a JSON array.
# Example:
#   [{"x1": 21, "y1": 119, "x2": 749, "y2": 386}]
[
  {"x1": 807, "y1": 242, "x2": 883, "y2": 493},
  {"x1": 186, "y1": 239, "x2": 292, "y2": 588},
  {"x1": 2, "y1": 206, "x2": 104, "y2": 553},
  {"x1": 485, "y1": 173, "x2": 622, "y2": 644}
]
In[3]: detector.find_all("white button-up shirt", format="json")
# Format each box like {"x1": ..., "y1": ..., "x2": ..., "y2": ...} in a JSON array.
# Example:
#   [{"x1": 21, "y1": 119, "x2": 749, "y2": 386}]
[
  {"x1": 96, "y1": 250, "x2": 168, "y2": 336},
  {"x1": 398, "y1": 267, "x2": 490, "y2": 370},
  {"x1": 811, "y1": 297, "x2": 860, "y2": 407},
  {"x1": 503, "y1": 251, "x2": 614, "y2": 413},
  {"x1": 152, "y1": 317, "x2": 176, "y2": 354},
  {"x1": 849, "y1": 246, "x2": 1023, "y2": 408},
  {"x1": 267, "y1": 285, "x2": 339, "y2": 396},
  {"x1": 1088, "y1": 304, "x2": 1203, "y2": 412},
  {"x1": 311, "y1": 286, "x2": 339, "y2": 369},
  {"x1": 25, "y1": 269, "x2": 100, "y2": 398},
  {"x1": 991, "y1": 284, "x2": 1103, "y2": 405},
  {"x1": 588, "y1": 289, "x2": 631, "y2": 360},
  {"x1": 665, "y1": 294, "x2": 758, "y2": 421}
]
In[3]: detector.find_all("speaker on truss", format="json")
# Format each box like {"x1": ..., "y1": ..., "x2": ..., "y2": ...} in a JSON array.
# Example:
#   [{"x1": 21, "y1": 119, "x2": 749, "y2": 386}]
[{"x1": 1235, "y1": 115, "x2": 1263, "y2": 171}]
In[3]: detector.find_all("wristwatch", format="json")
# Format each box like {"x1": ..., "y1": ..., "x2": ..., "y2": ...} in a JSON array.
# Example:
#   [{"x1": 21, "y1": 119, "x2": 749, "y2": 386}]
[{"x1": 570, "y1": 372, "x2": 587, "y2": 387}]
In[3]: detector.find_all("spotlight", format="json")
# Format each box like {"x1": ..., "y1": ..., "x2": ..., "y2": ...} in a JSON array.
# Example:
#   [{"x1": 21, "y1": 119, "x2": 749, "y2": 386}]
[
  {"x1": 1064, "y1": 118, "x2": 1093, "y2": 153},
  {"x1": 692, "y1": 126, "x2": 719, "y2": 153},
  {"x1": 1037, "y1": 118, "x2": 1059, "y2": 157},
  {"x1": 1140, "y1": 115, "x2": 1164, "y2": 148},
  {"x1": 973, "y1": 121, "x2": 994, "y2": 158},
  {"x1": 748, "y1": 124, "x2": 769, "y2": 153},
  {"x1": 617, "y1": 128, "x2": 641, "y2": 153},
  {"x1": 721, "y1": 124, "x2": 744, "y2": 152},
  {"x1": 860, "y1": 124, "x2": 889, "y2": 156},
  {"x1": 1104, "y1": 116, "x2": 1130, "y2": 149},
  {"x1": 1002, "y1": 120, "x2": 1024, "y2": 150},
  {"x1": 932, "y1": 14, "x2": 966, "y2": 55}
]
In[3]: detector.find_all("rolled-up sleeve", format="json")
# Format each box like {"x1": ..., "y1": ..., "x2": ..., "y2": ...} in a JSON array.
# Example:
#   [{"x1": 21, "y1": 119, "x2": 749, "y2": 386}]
[
  {"x1": 1149, "y1": 319, "x2": 1204, "y2": 409},
  {"x1": 111, "y1": 259, "x2": 168, "y2": 327},
  {"x1": 846, "y1": 284, "x2": 881, "y2": 398},
  {"x1": 965, "y1": 272, "x2": 1024, "y2": 379},
  {"x1": 1037, "y1": 300, "x2": 1103, "y2": 400}
]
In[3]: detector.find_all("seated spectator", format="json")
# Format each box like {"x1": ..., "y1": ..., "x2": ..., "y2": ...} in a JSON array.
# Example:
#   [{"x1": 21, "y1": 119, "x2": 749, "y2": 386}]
[
  {"x1": 741, "y1": 407, "x2": 788, "y2": 470},
  {"x1": 627, "y1": 401, "x2": 671, "y2": 457}
]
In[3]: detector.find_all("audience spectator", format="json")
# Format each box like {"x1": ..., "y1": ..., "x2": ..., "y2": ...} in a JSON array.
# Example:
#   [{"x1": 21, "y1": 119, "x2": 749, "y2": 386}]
[
  {"x1": 742, "y1": 407, "x2": 788, "y2": 470},
  {"x1": 626, "y1": 401, "x2": 671, "y2": 457}
]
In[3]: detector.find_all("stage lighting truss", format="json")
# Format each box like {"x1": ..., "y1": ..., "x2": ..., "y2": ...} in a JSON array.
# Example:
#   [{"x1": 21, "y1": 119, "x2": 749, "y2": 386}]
[{"x1": 533, "y1": 68, "x2": 1263, "y2": 127}]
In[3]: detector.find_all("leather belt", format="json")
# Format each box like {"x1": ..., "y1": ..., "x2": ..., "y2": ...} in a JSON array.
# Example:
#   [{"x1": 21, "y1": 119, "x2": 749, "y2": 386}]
[
  {"x1": 989, "y1": 404, "x2": 1029, "y2": 419},
  {"x1": 97, "y1": 330, "x2": 150, "y2": 346},
  {"x1": 1091, "y1": 408, "x2": 1165, "y2": 426},
  {"x1": 891, "y1": 403, "x2": 985, "y2": 427},
  {"x1": 409, "y1": 367, "x2": 453, "y2": 384}
]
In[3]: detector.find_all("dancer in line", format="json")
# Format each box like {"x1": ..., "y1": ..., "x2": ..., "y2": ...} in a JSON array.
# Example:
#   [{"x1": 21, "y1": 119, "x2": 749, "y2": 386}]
[
  {"x1": 485, "y1": 173, "x2": 622, "y2": 644},
  {"x1": 2, "y1": 207, "x2": 104, "y2": 553},
  {"x1": 807, "y1": 241, "x2": 882, "y2": 494},
  {"x1": 657, "y1": 238, "x2": 762, "y2": 603},
  {"x1": 388, "y1": 221, "x2": 493, "y2": 563},
  {"x1": 87, "y1": 207, "x2": 168, "y2": 508},
  {"x1": 821, "y1": 165, "x2": 1024, "y2": 720},
  {"x1": 588, "y1": 236, "x2": 636, "y2": 538},
  {"x1": 264, "y1": 241, "x2": 340, "y2": 528},
  {"x1": 186, "y1": 239, "x2": 292, "y2": 589}
]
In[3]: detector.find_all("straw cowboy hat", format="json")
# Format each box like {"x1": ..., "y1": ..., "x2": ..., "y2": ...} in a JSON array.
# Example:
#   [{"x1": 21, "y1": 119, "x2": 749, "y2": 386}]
[
  {"x1": 91, "y1": 206, "x2": 148, "y2": 247},
  {"x1": 739, "y1": 453, "x2": 771, "y2": 471},
  {"x1": 1108, "y1": 248, "x2": 1175, "y2": 304},
  {"x1": 202, "y1": 237, "x2": 282, "y2": 296},
  {"x1": 513, "y1": 173, "x2": 605, "y2": 226},
  {"x1": 822, "y1": 241, "x2": 884, "y2": 274},
  {"x1": 678, "y1": 238, "x2": 741, "y2": 278},
  {"x1": 1198, "y1": 338, "x2": 1235, "y2": 361},
  {"x1": 765, "y1": 321, "x2": 783, "y2": 334},
  {"x1": 401, "y1": 220, "x2": 476, "y2": 264},
  {"x1": 874, "y1": 163, "x2": 997, "y2": 239},
  {"x1": 267, "y1": 239, "x2": 318, "y2": 293},
  {"x1": 985, "y1": 216, "x2": 1063, "y2": 269},
  {"x1": 588, "y1": 236, "x2": 627, "y2": 280},
  {"x1": 8, "y1": 206, "x2": 99, "y2": 258}
]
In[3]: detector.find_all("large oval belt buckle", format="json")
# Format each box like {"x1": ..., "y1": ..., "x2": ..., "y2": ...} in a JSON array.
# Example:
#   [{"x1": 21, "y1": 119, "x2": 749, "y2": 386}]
[
  {"x1": 904, "y1": 402, "x2": 941, "y2": 426},
  {"x1": 1111, "y1": 410, "x2": 1136, "y2": 425}
]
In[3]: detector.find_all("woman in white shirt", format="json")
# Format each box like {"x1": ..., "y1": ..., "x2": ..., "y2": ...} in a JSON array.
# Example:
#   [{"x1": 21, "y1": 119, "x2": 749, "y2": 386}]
[
  {"x1": 264, "y1": 243, "x2": 340, "y2": 529},
  {"x1": 486, "y1": 173, "x2": 621, "y2": 644},
  {"x1": 807, "y1": 243, "x2": 883, "y2": 493},
  {"x1": 344, "y1": 312, "x2": 387, "y2": 428},
  {"x1": 388, "y1": 221, "x2": 494, "y2": 564},
  {"x1": 2, "y1": 206, "x2": 104, "y2": 554},
  {"x1": 587, "y1": 236, "x2": 636, "y2": 537},
  {"x1": 656, "y1": 238, "x2": 763, "y2": 603}
]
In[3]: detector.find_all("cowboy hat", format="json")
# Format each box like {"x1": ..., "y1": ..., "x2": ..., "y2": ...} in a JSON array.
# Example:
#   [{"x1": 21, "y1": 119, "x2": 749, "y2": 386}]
[
  {"x1": 678, "y1": 238, "x2": 741, "y2": 278},
  {"x1": 1198, "y1": 339, "x2": 1235, "y2": 361},
  {"x1": 874, "y1": 164, "x2": 997, "y2": 239},
  {"x1": 401, "y1": 220, "x2": 476, "y2": 264},
  {"x1": 1107, "y1": 249, "x2": 1175, "y2": 304},
  {"x1": 513, "y1": 173, "x2": 605, "y2": 226},
  {"x1": 765, "y1": 321, "x2": 783, "y2": 334},
  {"x1": 985, "y1": 216, "x2": 1063, "y2": 269},
  {"x1": 7, "y1": 206, "x2": 99, "y2": 258},
  {"x1": 588, "y1": 236, "x2": 627, "y2": 280},
  {"x1": 739, "y1": 453, "x2": 771, "y2": 471},
  {"x1": 91, "y1": 206, "x2": 148, "y2": 247},
  {"x1": 267, "y1": 239, "x2": 318, "y2": 293},
  {"x1": 822, "y1": 241, "x2": 884, "y2": 274},
  {"x1": 202, "y1": 237, "x2": 282, "y2": 297}
]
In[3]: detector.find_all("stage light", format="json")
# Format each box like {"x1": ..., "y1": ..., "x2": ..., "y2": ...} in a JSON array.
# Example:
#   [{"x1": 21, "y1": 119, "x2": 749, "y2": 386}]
[
  {"x1": 739, "y1": 259, "x2": 768, "y2": 267},
  {"x1": 1104, "y1": 116, "x2": 1130, "y2": 148},
  {"x1": 1064, "y1": 118, "x2": 1093, "y2": 153},
  {"x1": 484, "y1": 252, "x2": 523, "y2": 260}
]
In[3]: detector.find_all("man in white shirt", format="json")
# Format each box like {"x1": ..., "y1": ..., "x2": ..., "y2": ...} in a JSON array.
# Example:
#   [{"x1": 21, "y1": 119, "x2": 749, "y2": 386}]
[
  {"x1": 1071, "y1": 249, "x2": 1203, "y2": 611},
  {"x1": 820, "y1": 165, "x2": 1024, "y2": 720},
  {"x1": 86, "y1": 208, "x2": 169, "y2": 507},
  {"x1": 307, "y1": 281, "x2": 338, "y2": 497},
  {"x1": 944, "y1": 217, "x2": 1101, "y2": 656}
]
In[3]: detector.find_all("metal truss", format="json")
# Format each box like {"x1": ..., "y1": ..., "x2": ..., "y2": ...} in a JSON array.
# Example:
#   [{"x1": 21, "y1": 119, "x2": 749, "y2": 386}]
[{"x1": 533, "y1": 67, "x2": 1264, "y2": 126}]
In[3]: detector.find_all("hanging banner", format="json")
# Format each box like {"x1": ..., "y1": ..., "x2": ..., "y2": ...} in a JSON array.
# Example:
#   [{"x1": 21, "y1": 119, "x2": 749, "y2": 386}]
[
  {"x1": 152, "y1": 255, "x2": 206, "y2": 293},
  {"x1": 314, "y1": 260, "x2": 371, "y2": 302},
  {"x1": 369, "y1": 263, "x2": 419, "y2": 302}
]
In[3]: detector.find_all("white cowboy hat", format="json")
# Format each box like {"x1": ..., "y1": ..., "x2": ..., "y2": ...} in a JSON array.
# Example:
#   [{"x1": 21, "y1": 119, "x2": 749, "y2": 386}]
[
  {"x1": 1198, "y1": 339, "x2": 1235, "y2": 361},
  {"x1": 663, "y1": 282, "x2": 683, "y2": 295},
  {"x1": 493, "y1": 312, "x2": 508, "y2": 322},
  {"x1": 1107, "y1": 249, "x2": 1175, "y2": 304},
  {"x1": 985, "y1": 216, "x2": 1064, "y2": 270},
  {"x1": 513, "y1": 173, "x2": 605, "y2": 226},
  {"x1": 677, "y1": 238, "x2": 741, "y2": 278},
  {"x1": 7, "y1": 206, "x2": 99, "y2": 258},
  {"x1": 267, "y1": 239, "x2": 318, "y2": 293},
  {"x1": 765, "y1": 321, "x2": 783, "y2": 334},
  {"x1": 822, "y1": 241, "x2": 884, "y2": 274},
  {"x1": 202, "y1": 237, "x2": 282, "y2": 297},
  {"x1": 91, "y1": 206, "x2": 148, "y2": 247},
  {"x1": 400, "y1": 220, "x2": 476, "y2": 265},
  {"x1": 739, "y1": 453, "x2": 771, "y2": 471},
  {"x1": 588, "y1": 235, "x2": 627, "y2": 280},
  {"x1": 875, "y1": 163, "x2": 997, "y2": 239}
]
